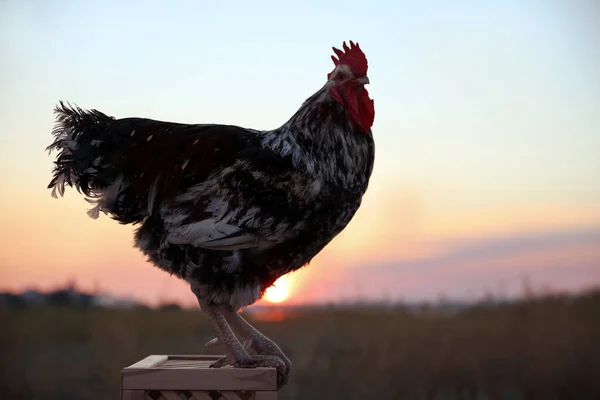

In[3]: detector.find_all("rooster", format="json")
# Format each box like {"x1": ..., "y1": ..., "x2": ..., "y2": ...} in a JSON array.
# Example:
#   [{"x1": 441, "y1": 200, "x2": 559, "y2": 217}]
[{"x1": 46, "y1": 41, "x2": 375, "y2": 388}]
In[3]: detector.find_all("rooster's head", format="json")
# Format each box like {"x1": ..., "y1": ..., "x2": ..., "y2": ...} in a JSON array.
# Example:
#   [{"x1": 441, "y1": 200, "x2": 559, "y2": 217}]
[{"x1": 326, "y1": 41, "x2": 374, "y2": 132}]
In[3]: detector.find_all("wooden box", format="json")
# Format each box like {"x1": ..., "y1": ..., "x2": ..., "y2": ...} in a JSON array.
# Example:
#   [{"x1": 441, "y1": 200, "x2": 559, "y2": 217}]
[{"x1": 121, "y1": 355, "x2": 277, "y2": 400}]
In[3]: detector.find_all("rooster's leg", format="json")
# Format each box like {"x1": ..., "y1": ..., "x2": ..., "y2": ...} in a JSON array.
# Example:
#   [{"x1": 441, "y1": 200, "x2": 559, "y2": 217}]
[
  {"x1": 207, "y1": 311, "x2": 292, "y2": 373},
  {"x1": 192, "y1": 287, "x2": 288, "y2": 389}
]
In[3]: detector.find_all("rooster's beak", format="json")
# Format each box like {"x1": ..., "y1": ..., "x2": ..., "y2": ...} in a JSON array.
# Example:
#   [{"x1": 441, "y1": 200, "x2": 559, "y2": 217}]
[{"x1": 356, "y1": 76, "x2": 370, "y2": 85}]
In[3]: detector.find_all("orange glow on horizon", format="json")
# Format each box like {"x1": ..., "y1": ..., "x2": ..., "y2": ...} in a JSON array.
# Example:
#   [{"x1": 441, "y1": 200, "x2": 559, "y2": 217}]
[
  {"x1": 1, "y1": 184, "x2": 598, "y2": 307},
  {"x1": 263, "y1": 275, "x2": 291, "y2": 303}
]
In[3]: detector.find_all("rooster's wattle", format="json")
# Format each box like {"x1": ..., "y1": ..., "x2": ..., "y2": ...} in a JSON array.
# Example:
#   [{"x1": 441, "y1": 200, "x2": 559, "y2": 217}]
[{"x1": 47, "y1": 41, "x2": 375, "y2": 388}]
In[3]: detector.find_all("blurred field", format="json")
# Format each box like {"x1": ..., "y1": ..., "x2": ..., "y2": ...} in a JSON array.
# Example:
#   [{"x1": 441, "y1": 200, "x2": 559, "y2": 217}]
[{"x1": 1, "y1": 290, "x2": 600, "y2": 400}]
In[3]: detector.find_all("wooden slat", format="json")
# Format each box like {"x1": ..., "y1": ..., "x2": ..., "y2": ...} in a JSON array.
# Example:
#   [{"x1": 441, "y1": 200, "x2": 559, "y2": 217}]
[
  {"x1": 159, "y1": 391, "x2": 182, "y2": 400},
  {"x1": 160, "y1": 360, "x2": 218, "y2": 369},
  {"x1": 121, "y1": 390, "x2": 146, "y2": 400},
  {"x1": 122, "y1": 367, "x2": 276, "y2": 391},
  {"x1": 124, "y1": 355, "x2": 169, "y2": 370},
  {"x1": 190, "y1": 391, "x2": 214, "y2": 400},
  {"x1": 220, "y1": 391, "x2": 242, "y2": 400},
  {"x1": 168, "y1": 355, "x2": 225, "y2": 361}
]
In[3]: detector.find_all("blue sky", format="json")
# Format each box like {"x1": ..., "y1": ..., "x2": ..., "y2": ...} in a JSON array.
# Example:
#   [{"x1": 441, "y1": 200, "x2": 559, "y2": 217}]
[
  {"x1": 2, "y1": 1, "x2": 598, "y2": 205},
  {"x1": 1, "y1": 0, "x2": 598, "y2": 304}
]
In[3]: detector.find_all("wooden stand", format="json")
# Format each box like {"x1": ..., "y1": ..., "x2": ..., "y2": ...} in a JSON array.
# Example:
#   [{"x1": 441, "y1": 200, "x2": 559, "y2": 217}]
[{"x1": 121, "y1": 355, "x2": 277, "y2": 400}]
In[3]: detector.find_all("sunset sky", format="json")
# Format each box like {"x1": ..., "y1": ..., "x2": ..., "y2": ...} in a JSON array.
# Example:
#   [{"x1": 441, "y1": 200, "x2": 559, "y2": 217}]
[{"x1": 1, "y1": 1, "x2": 599, "y2": 307}]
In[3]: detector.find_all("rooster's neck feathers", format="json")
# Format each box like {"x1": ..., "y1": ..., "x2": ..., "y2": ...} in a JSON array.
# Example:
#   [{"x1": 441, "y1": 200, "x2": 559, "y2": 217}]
[{"x1": 260, "y1": 85, "x2": 372, "y2": 188}]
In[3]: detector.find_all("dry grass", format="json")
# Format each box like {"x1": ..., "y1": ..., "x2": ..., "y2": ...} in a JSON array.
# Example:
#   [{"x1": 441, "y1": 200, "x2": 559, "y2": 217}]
[{"x1": 1, "y1": 291, "x2": 599, "y2": 400}]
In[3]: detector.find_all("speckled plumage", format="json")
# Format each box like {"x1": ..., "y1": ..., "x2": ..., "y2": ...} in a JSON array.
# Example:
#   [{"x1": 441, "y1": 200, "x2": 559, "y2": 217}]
[{"x1": 47, "y1": 44, "x2": 375, "y2": 314}]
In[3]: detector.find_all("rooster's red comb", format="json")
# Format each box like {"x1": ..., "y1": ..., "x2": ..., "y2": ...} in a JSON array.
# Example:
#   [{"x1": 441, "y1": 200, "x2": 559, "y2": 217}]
[{"x1": 331, "y1": 41, "x2": 368, "y2": 76}]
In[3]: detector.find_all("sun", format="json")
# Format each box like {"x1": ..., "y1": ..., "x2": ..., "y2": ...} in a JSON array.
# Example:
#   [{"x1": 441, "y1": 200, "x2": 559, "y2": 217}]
[{"x1": 264, "y1": 275, "x2": 291, "y2": 303}]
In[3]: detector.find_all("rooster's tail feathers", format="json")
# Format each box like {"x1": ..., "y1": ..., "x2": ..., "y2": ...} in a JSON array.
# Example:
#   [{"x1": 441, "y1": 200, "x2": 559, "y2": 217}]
[{"x1": 46, "y1": 101, "x2": 115, "y2": 207}]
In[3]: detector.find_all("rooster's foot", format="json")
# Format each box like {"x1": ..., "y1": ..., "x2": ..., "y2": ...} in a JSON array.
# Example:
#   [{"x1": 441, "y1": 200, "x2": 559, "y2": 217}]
[{"x1": 205, "y1": 311, "x2": 291, "y2": 374}]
